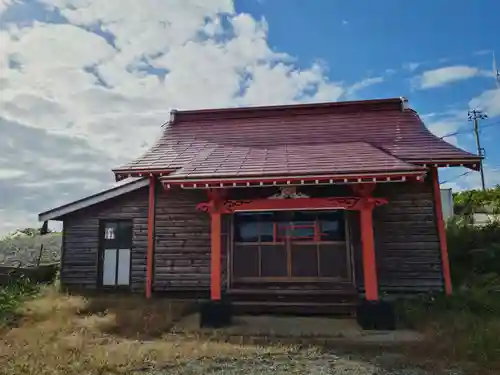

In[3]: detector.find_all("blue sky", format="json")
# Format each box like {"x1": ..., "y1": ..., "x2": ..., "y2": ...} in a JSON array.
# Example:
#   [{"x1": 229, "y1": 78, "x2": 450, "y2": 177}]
[
  {"x1": 0, "y1": 0, "x2": 499, "y2": 233},
  {"x1": 235, "y1": 0, "x2": 500, "y2": 189}
]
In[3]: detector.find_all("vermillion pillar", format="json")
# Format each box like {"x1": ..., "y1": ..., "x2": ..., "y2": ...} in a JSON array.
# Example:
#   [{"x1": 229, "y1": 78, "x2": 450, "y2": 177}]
[
  {"x1": 360, "y1": 206, "x2": 378, "y2": 300},
  {"x1": 210, "y1": 211, "x2": 222, "y2": 300},
  {"x1": 352, "y1": 183, "x2": 379, "y2": 301},
  {"x1": 146, "y1": 175, "x2": 156, "y2": 299},
  {"x1": 430, "y1": 167, "x2": 453, "y2": 295}
]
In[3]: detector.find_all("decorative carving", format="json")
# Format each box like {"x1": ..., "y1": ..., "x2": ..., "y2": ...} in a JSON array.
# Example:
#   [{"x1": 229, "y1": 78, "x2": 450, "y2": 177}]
[
  {"x1": 325, "y1": 197, "x2": 361, "y2": 209},
  {"x1": 223, "y1": 200, "x2": 253, "y2": 212},
  {"x1": 351, "y1": 183, "x2": 376, "y2": 197},
  {"x1": 196, "y1": 202, "x2": 211, "y2": 213},
  {"x1": 371, "y1": 198, "x2": 388, "y2": 207},
  {"x1": 196, "y1": 195, "x2": 388, "y2": 214},
  {"x1": 268, "y1": 186, "x2": 310, "y2": 199}
]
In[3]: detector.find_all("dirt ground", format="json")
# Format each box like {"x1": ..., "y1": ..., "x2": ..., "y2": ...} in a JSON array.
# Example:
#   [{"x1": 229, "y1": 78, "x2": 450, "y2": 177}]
[{"x1": 135, "y1": 347, "x2": 465, "y2": 375}]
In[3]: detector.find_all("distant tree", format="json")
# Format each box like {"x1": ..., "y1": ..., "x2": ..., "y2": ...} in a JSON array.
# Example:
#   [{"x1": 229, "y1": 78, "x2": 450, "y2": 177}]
[
  {"x1": 15, "y1": 227, "x2": 53, "y2": 237},
  {"x1": 453, "y1": 185, "x2": 500, "y2": 214}
]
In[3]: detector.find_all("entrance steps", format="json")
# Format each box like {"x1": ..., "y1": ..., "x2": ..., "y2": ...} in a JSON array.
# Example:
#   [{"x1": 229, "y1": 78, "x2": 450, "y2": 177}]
[{"x1": 226, "y1": 284, "x2": 358, "y2": 316}]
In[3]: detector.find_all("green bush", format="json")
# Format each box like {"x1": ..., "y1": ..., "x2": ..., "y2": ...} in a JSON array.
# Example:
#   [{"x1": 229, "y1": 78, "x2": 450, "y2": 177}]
[
  {"x1": 398, "y1": 205, "x2": 500, "y2": 370},
  {"x1": 0, "y1": 278, "x2": 38, "y2": 327},
  {"x1": 0, "y1": 232, "x2": 62, "y2": 266},
  {"x1": 447, "y1": 220, "x2": 500, "y2": 287},
  {"x1": 397, "y1": 290, "x2": 500, "y2": 368}
]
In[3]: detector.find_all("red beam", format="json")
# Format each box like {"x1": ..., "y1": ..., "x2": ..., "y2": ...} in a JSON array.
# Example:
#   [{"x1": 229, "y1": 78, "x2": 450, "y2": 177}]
[
  {"x1": 146, "y1": 176, "x2": 155, "y2": 299},
  {"x1": 431, "y1": 167, "x2": 453, "y2": 295},
  {"x1": 210, "y1": 212, "x2": 222, "y2": 300},
  {"x1": 360, "y1": 207, "x2": 379, "y2": 300},
  {"x1": 198, "y1": 196, "x2": 387, "y2": 214}
]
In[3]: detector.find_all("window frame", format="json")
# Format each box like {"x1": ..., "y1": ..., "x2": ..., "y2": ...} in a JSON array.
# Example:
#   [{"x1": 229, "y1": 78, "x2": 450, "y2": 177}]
[
  {"x1": 231, "y1": 210, "x2": 351, "y2": 281},
  {"x1": 98, "y1": 219, "x2": 133, "y2": 289},
  {"x1": 233, "y1": 210, "x2": 346, "y2": 244}
]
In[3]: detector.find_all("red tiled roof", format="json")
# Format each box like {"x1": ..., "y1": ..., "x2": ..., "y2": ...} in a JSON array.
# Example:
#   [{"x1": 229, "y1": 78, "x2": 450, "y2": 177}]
[
  {"x1": 162, "y1": 142, "x2": 423, "y2": 179},
  {"x1": 113, "y1": 98, "x2": 481, "y2": 180}
]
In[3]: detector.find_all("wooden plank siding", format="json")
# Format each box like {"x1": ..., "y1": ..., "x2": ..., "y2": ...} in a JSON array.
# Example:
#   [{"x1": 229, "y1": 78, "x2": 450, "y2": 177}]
[
  {"x1": 153, "y1": 186, "x2": 211, "y2": 291},
  {"x1": 60, "y1": 178, "x2": 443, "y2": 296},
  {"x1": 372, "y1": 177, "x2": 444, "y2": 294},
  {"x1": 226, "y1": 182, "x2": 443, "y2": 295},
  {"x1": 61, "y1": 186, "x2": 149, "y2": 292}
]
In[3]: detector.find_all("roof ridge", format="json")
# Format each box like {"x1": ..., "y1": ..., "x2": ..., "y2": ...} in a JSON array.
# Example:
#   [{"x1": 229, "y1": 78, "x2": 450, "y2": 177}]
[{"x1": 171, "y1": 98, "x2": 404, "y2": 123}]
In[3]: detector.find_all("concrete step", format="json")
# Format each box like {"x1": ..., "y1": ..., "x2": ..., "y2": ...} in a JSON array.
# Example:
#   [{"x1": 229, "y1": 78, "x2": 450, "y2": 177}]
[{"x1": 231, "y1": 301, "x2": 356, "y2": 316}]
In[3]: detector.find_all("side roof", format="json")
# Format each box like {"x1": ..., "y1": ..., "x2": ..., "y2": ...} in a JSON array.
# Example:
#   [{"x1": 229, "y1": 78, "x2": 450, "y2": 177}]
[
  {"x1": 112, "y1": 97, "x2": 481, "y2": 181},
  {"x1": 38, "y1": 178, "x2": 149, "y2": 222}
]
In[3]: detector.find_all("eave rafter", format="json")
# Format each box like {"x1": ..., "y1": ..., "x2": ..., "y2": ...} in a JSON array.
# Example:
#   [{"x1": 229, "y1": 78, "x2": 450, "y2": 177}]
[{"x1": 160, "y1": 171, "x2": 427, "y2": 190}]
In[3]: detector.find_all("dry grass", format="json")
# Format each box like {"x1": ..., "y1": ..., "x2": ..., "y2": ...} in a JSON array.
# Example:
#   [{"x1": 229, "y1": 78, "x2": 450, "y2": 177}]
[{"x1": 0, "y1": 287, "x2": 293, "y2": 375}]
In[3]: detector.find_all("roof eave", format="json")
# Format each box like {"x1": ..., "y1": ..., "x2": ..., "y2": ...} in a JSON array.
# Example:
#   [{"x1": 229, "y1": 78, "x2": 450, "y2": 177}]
[
  {"x1": 160, "y1": 169, "x2": 428, "y2": 188},
  {"x1": 409, "y1": 157, "x2": 482, "y2": 171},
  {"x1": 38, "y1": 178, "x2": 150, "y2": 222}
]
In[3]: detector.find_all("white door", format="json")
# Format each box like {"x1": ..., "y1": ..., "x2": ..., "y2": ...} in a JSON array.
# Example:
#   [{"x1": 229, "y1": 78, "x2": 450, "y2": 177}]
[{"x1": 103, "y1": 249, "x2": 117, "y2": 286}]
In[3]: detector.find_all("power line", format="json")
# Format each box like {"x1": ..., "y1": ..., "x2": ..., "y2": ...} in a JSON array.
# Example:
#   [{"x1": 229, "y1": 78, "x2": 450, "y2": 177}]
[
  {"x1": 438, "y1": 120, "x2": 500, "y2": 140},
  {"x1": 439, "y1": 127, "x2": 472, "y2": 140},
  {"x1": 439, "y1": 171, "x2": 473, "y2": 185},
  {"x1": 468, "y1": 109, "x2": 488, "y2": 191}
]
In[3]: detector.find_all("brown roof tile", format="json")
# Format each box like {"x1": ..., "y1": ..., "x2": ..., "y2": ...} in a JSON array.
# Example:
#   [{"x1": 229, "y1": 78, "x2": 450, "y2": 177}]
[
  {"x1": 163, "y1": 142, "x2": 423, "y2": 179},
  {"x1": 113, "y1": 98, "x2": 480, "y2": 179}
]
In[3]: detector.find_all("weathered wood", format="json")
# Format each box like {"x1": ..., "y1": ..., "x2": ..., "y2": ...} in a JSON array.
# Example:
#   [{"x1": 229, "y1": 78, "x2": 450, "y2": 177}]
[
  {"x1": 59, "y1": 177, "x2": 444, "y2": 300},
  {"x1": 61, "y1": 187, "x2": 148, "y2": 292},
  {"x1": 152, "y1": 187, "x2": 212, "y2": 291},
  {"x1": 372, "y1": 179, "x2": 443, "y2": 293}
]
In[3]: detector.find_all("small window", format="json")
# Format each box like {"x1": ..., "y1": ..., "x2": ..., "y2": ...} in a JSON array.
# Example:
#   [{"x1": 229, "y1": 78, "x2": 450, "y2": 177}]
[{"x1": 100, "y1": 220, "x2": 132, "y2": 287}]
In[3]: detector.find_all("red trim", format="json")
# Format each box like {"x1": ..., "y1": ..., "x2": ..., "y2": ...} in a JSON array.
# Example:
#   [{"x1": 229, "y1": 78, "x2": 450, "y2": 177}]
[
  {"x1": 197, "y1": 196, "x2": 387, "y2": 214},
  {"x1": 210, "y1": 212, "x2": 222, "y2": 300},
  {"x1": 431, "y1": 167, "x2": 453, "y2": 295},
  {"x1": 360, "y1": 207, "x2": 378, "y2": 300},
  {"x1": 413, "y1": 160, "x2": 481, "y2": 171},
  {"x1": 146, "y1": 176, "x2": 155, "y2": 299},
  {"x1": 161, "y1": 171, "x2": 426, "y2": 188},
  {"x1": 113, "y1": 169, "x2": 176, "y2": 181}
]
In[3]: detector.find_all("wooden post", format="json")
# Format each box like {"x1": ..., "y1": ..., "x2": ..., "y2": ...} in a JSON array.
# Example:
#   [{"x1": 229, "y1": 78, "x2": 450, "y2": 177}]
[
  {"x1": 360, "y1": 207, "x2": 379, "y2": 301},
  {"x1": 146, "y1": 175, "x2": 155, "y2": 299},
  {"x1": 431, "y1": 167, "x2": 453, "y2": 295},
  {"x1": 351, "y1": 183, "x2": 379, "y2": 301},
  {"x1": 210, "y1": 212, "x2": 222, "y2": 300}
]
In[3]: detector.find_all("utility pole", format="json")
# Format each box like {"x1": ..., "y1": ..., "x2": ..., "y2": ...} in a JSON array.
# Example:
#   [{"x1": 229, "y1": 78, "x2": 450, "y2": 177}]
[{"x1": 468, "y1": 109, "x2": 488, "y2": 191}]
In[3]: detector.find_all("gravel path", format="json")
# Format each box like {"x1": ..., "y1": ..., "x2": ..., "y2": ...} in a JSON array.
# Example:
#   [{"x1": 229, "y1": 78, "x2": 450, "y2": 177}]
[{"x1": 138, "y1": 352, "x2": 463, "y2": 375}]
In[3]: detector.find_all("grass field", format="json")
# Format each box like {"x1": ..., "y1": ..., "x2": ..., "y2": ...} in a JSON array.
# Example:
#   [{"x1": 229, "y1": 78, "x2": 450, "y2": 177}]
[{"x1": 1, "y1": 285, "x2": 488, "y2": 375}]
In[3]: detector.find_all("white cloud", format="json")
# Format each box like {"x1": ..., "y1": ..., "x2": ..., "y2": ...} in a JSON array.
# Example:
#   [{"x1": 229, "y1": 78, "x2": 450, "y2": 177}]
[
  {"x1": 469, "y1": 88, "x2": 500, "y2": 117},
  {"x1": 0, "y1": 0, "x2": 15, "y2": 14},
  {"x1": 417, "y1": 65, "x2": 480, "y2": 89},
  {"x1": 404, "y1": 62, "x2": 421, "y2": 72},
  {"x1": 459, "y1": 166, "x2": 500, "y2": 190},
  {"x1": 346, "y1": 76, "x2": 384, "y2": 98},
  {"x1": 0, "y1": 0, "x2": 345, "y2": 235},
  {"x1": 424, "y1": 109, "x2": 476, "y2": 150},
  {"x1": 474, "y1": 50, "x2": 492, "y2": 56},
  {"x1": 440, "y1": 165, "x2": 500, "y2": 192},
  {"x1": 0, "y1": 169, "x2": 26, "y2": 179}
]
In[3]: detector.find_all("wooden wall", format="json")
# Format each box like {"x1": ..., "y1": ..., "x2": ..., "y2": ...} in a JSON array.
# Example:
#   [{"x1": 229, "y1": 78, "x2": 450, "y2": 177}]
[
  {"x1": 372, "y1": 177, "x2": 444, "y2": 294},
  {"x1": 227, "y1": 181, "x2": 444, "y2": 295},
  {"x1": 61, "y1": 187, "x2": 149, "y2": 292},
  {"x1": 61, "y1": 177, "x2": 443, "y2": 296},
  {"x1": 153, "y1": 186, "x2": 211, "y2": 291}
]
